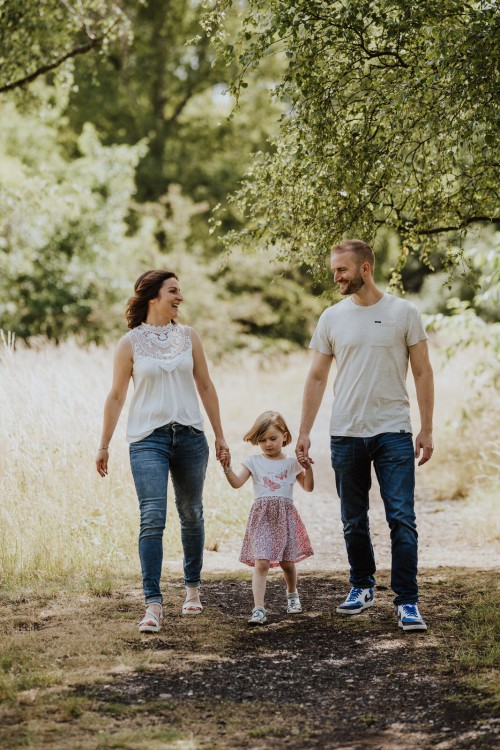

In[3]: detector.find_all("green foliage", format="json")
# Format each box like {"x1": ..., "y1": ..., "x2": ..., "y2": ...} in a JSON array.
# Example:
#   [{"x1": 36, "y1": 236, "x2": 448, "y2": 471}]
[
  {"x1": 0, "y1": 85, "x2": 322, "y2": 351},
  {"x1": 206, "y1": 0, "x2": 500, "y2": 284},
  {"x1": 0, "y1": 1, "x2": 324, "y2": 351},
  {"x1": 0, "y1": 0, "x2": 129, "y2": 94},
  {"x1": 133, "y1": 189, "x2": 326, "y2": 356},
  {"x1": 414, "y1": 228, "x2": 500, "y2": 321},
  {"x1": 68, "y1": 0, "x2": 284, "y2": 216},
  {"x1": 0, "y1": 91, "x2": 146, "y2": 341}
]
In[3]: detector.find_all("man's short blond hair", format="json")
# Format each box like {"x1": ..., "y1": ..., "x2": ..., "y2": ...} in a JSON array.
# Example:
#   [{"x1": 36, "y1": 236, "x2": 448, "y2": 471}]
[{"x1": 331, "y1": 239, "x2": 375, "y2": 268}]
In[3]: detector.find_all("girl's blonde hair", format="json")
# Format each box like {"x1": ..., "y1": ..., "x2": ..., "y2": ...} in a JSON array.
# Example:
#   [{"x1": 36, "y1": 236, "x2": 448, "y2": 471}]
[{"x1": 243, "y1": 411, "x2": 292, "y2": 446}]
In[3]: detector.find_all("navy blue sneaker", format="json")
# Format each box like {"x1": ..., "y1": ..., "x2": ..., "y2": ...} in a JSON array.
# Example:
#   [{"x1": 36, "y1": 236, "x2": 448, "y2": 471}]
[
  {"x1": 397, "y1": 603, "x2": 427, "y2": 632},
  {"x1": 336, "y1": 587, "x2": 374, "y2": 615}
]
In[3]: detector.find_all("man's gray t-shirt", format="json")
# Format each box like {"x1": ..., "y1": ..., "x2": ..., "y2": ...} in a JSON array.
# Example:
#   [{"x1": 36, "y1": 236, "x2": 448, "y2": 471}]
[{"x1": 309, "y1": 293, "x2": 428, "y2": 437}]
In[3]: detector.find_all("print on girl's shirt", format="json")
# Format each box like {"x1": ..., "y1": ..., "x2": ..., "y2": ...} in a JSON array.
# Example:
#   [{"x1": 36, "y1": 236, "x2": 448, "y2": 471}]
[
  {"x1": 275, "y1": 469, "x2": 288, "y2": 480},
  {"x1": 263, "y1": 476, "x2": 281, "y2": 491}
]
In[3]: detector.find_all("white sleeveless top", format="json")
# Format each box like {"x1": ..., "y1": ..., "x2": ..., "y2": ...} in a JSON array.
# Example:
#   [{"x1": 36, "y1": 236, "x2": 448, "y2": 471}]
[{"x1": 126, "y1": 322, "x2": 204, "y2": 443}]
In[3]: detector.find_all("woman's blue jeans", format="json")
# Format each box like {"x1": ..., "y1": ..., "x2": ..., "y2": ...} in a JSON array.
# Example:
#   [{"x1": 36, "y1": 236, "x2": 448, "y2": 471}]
[
  {"x1": 129, "y1": 424, "x2": 209, "y2": 605},
  {"x1": 331, "y1": 432, "x2": 418, "y2": 605}
]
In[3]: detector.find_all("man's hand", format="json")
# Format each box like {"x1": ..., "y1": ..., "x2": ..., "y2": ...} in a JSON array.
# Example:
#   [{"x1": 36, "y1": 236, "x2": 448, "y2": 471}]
[
  {"x1": 295, "y1": 435, "x2": 312, "y2": 468},
  {"x1": 415, "y1": 430, "x2": 433, "y2": 466}
]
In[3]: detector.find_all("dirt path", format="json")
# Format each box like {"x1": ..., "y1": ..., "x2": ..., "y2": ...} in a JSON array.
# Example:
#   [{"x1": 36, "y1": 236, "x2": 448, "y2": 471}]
[
  {"x1": 71, "y1": 571, "x2": 497, "y2": 750},
  {"x1": 1, "y1": 571, "x2": 497, "y2": 749}
]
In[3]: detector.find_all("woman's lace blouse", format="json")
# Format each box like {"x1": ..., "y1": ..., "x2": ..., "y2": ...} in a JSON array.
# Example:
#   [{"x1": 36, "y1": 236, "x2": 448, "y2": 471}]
[{"x1": 125, "y1": 322, "x2": 204, "y2": 442}]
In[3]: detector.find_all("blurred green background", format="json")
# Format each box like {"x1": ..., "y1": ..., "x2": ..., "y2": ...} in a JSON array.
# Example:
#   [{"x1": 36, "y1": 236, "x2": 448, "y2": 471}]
[{"x1": 0, "y1": 0, "x2": 498, "y2": 356}]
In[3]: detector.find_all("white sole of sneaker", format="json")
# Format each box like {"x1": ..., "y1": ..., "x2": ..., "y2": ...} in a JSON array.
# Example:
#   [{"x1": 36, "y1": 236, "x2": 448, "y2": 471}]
[
  {"x1": 336, "y1": 599, "x2": 374, "y2": 615},
  {"x1": 398, "y1": 621, "x2": 428, "y2": 631}
]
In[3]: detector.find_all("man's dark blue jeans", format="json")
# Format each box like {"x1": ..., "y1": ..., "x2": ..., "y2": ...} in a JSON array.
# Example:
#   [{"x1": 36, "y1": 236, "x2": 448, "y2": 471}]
[
  {"x1": 129, "y1": 423, "x2": 209, "y2": 605},
  {"x1": 331, "y1": 432, "x2": 418, "y2": 605}
]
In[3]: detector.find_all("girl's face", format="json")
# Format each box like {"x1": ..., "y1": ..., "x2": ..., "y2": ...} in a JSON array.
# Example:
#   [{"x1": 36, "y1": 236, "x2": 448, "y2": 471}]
[{"x1": 258, "y1": 426, "x2": 287, "y2": 458}]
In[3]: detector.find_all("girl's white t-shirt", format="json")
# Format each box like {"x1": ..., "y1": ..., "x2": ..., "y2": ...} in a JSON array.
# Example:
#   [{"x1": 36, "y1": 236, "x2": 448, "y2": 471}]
[
  {"x1": 242, "y1": 454, "x2": 303, "y2": 501},
  {"x1": 126, "y1": 322, "x2": 204, "y2": 443}
]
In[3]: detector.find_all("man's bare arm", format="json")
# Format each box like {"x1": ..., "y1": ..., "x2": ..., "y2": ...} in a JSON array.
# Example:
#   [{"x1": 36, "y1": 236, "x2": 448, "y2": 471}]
[
  {"x1": 409, "y1": 339, "x2": 434, "y2": 466},
  {"x1": 296, "y1": 350, "x2": 334, "y2": 464}
]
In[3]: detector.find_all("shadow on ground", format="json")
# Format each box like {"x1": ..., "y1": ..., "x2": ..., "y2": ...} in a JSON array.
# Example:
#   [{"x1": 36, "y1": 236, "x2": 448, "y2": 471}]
[{"x1": 76, "y1": 572, "x2": 498, "y2": 749}]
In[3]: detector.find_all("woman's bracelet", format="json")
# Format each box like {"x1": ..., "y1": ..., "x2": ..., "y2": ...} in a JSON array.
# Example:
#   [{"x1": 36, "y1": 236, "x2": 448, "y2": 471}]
[
  {"x1": 223, "y1": 466, "x2": 233, "y2": 474},
  {"x1": 98, "y1": 447, "x2": 109, "y2": 451}
]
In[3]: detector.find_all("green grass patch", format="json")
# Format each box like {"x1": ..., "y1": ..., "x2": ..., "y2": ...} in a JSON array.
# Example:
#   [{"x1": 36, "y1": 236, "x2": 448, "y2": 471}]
[
  {"x1": 448, "y1": 584, "x2": 500, "y2": 707},
  {"x1": 97, "y1": 727, "x2": 184, "y2": 749}
]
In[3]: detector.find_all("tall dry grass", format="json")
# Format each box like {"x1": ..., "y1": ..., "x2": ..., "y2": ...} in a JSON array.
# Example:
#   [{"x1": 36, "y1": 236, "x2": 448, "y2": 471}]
[
  {"x1": 0, "y1": 334, "x2": 498, "y2": 586},
  {"x1": 414, "y1": 340, "x2": 500, "y2": 544},
  {"x1": 0, "y1": 337, "x2": 250, "y2": 587},
  {"x1": 413, "y1": 342, "x2": 500, "y2": 503}
]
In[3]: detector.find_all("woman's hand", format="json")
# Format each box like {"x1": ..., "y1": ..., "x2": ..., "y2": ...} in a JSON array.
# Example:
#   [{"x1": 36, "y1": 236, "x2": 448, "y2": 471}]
[
  {"x1": 217, "y1": 440, "x2": 231, "y2": 469},
  {"x1": 96, "y1": 448, "x2": 109, "y2": 477}
]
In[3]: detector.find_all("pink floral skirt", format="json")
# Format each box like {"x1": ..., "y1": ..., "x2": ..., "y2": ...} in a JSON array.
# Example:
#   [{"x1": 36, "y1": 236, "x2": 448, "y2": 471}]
[{"x1": 239, "y1": 496, "x2": 314, "y2": 568}]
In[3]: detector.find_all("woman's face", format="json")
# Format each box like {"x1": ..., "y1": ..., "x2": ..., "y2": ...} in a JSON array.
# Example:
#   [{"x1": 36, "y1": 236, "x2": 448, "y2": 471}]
[{"x1": 154, "y1": 277, "x2": 184, "y2": 320}]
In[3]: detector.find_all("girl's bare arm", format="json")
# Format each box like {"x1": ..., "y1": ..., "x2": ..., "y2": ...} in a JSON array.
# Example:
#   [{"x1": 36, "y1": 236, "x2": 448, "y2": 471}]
[
  {"x1": 223, "y1": 466, "x2": 251, "y2": 489},
  {"x1": 296, "y1": 465, "x2": 314, "y2": 492}
]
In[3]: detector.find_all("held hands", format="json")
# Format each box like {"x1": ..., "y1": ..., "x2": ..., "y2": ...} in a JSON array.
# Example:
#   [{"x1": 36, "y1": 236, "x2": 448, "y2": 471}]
[
  {"x1": 295, "y1": 435, "x2": 313, "y2": 469},
  {"x1": 216, "y1": 440, "x2": 231, "y2": 470},
  {"x1": 415, "y1": 430, "x2": 433, "y2": 466},
  {"x1": 296, "y1": 449, "x2": 314, "y2": 471}
]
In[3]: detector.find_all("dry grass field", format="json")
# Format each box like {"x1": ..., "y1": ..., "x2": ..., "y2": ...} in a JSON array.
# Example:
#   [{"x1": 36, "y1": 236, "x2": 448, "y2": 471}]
[{"x1": 0, "y1": 334, "x2": 498, "y2": 587}]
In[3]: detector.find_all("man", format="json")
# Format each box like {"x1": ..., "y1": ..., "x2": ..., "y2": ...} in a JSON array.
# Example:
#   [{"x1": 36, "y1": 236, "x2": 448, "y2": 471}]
[{"x1": 296, "y1": 239, "x2": 434, "y2": 631}]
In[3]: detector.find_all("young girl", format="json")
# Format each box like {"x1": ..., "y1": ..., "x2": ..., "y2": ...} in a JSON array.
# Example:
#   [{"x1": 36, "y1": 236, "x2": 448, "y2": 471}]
[{"x1": 221, "y1": 411, "x2": 314, "y2": 625}]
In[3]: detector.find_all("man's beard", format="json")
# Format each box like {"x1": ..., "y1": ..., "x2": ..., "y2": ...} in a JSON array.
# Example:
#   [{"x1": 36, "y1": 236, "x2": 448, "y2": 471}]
[{"x1": 339, "y1": 273, "x2": 365, "y2": 295}]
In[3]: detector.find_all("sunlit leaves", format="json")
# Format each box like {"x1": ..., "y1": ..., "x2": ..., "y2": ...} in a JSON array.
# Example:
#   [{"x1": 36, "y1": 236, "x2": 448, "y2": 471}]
[
  {"x1": 207, "y1": 0, "x2": 500, "y2": 284},
  {"x1": 0, "y1": 0, "x2": 129, "y2": 94}
]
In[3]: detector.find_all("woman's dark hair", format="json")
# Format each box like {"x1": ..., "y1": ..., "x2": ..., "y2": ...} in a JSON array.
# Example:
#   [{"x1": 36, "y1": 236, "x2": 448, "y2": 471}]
[{"x1": 126, "y1": 270, "x2": 178, "y2": 329}]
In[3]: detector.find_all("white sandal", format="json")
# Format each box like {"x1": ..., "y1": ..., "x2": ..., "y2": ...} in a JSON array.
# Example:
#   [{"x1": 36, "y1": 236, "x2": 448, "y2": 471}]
[
  {"x1": 139, "y1": 604, "x2": 162, "y2": 633},
  {"x1": 182, "y1": 591, "x2": 203, "y2": 616}
]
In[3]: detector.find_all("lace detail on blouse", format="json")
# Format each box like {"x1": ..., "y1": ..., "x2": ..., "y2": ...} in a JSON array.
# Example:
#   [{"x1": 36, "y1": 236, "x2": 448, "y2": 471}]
[{"x1": 128, "y1": 322, "x2": 191, "y2": 372}]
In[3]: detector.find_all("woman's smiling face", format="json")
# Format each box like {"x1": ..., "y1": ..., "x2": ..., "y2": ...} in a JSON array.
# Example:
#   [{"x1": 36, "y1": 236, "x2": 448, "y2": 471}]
[{"x1": 155, "y1": 277, "x2": 184, "y2": 320}]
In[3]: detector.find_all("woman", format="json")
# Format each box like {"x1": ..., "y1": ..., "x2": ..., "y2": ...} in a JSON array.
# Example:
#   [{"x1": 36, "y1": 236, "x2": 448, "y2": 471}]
[{"x1": 96, "y1": 270, "x2": 230, "y2": 633}]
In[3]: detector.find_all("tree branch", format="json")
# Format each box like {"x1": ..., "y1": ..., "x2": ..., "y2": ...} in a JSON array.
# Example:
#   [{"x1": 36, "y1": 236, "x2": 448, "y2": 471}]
[
  {"x1": 418, "y1": 217, "x2": 500, "y2": 235},
  {"x1": 0, "y1": 19, "x2": 119, "y2": 94}
]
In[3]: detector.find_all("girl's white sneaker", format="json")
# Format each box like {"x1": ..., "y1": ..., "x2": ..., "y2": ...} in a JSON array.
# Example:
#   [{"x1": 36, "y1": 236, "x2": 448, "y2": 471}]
[
  {"x1": 286, "y1": 592, "x2": 302, "y2": 613},
  {"x1": 248, "y1": 606, "x2": 267, "y2": 625}
]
